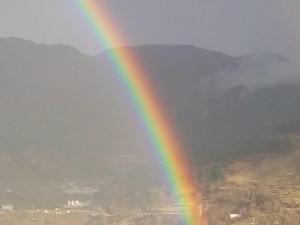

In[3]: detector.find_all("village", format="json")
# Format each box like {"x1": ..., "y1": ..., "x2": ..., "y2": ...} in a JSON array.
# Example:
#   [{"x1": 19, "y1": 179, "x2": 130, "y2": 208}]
[
  {"x1": 0, "y1": 180, "x2": 202, "y2": 225},
  {"x1": 0, "y1": 174, "x2": 299, "y2": 225}
]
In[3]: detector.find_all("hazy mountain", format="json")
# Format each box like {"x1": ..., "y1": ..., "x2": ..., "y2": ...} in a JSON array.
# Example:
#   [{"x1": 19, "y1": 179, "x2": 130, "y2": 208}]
[
  {"x1": 187, "y1": 83, "x2": 300, "y2": 156},
  {"x1": 0, "y1": 37, "x2": 298, "y2": 178},
  {"x1": 99, "y1": 45, "x2": 297, "y2": 157},
  {"x1": 0, "y1": 37, "x2": 145, "y2": 154},
  {"x1": 99, "y1": 45, "x2": 288, "y2": 114},
  {"x1": 0, "y1": 37, "x2": 156, "y2": 181}
]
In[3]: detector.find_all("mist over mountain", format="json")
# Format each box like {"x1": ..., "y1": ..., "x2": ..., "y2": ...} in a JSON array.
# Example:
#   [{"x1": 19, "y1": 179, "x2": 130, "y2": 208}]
[
  {"x1": 101, "y1": 45, "x2": 299, "y2": 157},
  {"x1": 0, "y1": 37, "x2": 299, "y2": 177}
]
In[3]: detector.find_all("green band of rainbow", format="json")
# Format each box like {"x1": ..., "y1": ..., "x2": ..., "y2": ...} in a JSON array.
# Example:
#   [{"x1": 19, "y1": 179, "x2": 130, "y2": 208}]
[{"x1": 75, "y1": 1, "x2": 203, "y2": 224}]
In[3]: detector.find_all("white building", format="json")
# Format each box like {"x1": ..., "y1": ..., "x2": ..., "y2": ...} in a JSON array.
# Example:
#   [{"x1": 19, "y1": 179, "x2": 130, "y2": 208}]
[
  {"x1": 230, "y1": 213, "x2": 242, "y2": 219},
  {"x1": 66, "y1": 200, "x2": 86, "y2": 208},
  {"x1": 2, "y1": 204, "x2": 14, "y2": 211}
]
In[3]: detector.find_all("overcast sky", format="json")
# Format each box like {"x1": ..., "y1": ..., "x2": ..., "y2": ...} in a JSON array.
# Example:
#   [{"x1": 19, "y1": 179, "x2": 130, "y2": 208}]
[{"x1": 0, "y1": 0, "x2": 299, "y2": 57}]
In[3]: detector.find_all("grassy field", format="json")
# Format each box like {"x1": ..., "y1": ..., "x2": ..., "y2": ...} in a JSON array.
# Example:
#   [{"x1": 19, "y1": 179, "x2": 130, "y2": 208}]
[
  {"x1": 0, "y1": 211, "x2": 89, "y2": 225},
  {"x1": 204, "y1": 135, "x2": 300, "y2": 225}
]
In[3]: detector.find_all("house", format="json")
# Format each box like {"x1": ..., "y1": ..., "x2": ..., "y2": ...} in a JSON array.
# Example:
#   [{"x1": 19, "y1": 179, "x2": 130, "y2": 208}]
[
  {"x1": 229, "y1": 213, "x2": 242, "y2": 219},
  {"x1": 65, "y1": 200, "x2": 87, "y2": 208},
  {"x1": 2, "y1": 204, "x2": 14, "y2": 211}
]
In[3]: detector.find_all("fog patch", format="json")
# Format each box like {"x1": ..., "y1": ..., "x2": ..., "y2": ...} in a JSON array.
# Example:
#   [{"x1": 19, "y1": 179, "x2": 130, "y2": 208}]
[{"x1": 215, "y1": 53, "x2": 300, "y2": 91}]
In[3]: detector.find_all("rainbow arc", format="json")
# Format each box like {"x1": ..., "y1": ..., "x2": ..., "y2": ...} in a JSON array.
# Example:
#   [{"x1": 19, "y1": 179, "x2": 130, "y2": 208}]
[{"x1": 75, "y1": 1, "x2": 203, "y2": 224}]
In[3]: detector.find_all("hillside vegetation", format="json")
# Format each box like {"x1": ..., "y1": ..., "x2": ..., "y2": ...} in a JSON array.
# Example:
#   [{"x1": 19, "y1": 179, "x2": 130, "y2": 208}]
[{"x1": 203, "y1": 134, "x2": 300, "y2": 225}]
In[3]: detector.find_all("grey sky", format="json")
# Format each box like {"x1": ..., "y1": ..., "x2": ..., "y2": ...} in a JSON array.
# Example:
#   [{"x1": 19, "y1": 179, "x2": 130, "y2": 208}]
[{"x1": 0, "y1": 0, "x2": 299, "y2": 57}]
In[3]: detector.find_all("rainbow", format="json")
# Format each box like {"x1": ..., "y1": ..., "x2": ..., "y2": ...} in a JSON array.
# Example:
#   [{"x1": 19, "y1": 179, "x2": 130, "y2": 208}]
[{"x1": 75, "y1": 1, "x2": 203, "y2": 224}]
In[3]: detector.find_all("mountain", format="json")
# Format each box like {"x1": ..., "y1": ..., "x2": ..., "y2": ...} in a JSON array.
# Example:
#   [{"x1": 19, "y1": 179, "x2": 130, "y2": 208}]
[
  {"x1": 0, "y1": 37, "x2": 157, "y2": 181},
  {"x1": 99, "y1": 45, "x2": 238, "y2": 112},
  {"x1": 99, "y1": 45, "x2": 296, "y2": 158},
  {"x1": 0, "y1": 37, "x2": 298, "y2": 178},
  {"x1": 0, "y1": 37, "x2": 145, "y2": 154},
  {"x1": 99, "y1": 45, "x2": 289, "y2": 111},
  {"x1": 190, "y1": 83, "x2": 300, "y2": 156}
]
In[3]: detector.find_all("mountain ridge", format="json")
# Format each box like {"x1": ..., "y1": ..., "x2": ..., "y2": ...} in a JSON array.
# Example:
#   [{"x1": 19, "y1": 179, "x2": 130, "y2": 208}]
[{"x1": 0, "y1": 37, "x2": 298, "y2": 179}]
